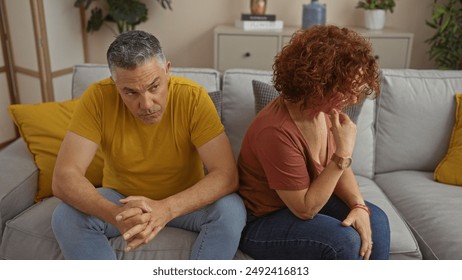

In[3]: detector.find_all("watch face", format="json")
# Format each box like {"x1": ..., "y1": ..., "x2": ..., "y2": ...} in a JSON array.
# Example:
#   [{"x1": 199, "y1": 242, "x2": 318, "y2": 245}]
[
  {"x1": 332, "y1": 153, "x2": 353, "y2": 170},
  {"x1": 340, "y1": 157, "x2": 352, "y2": 169},
  {"x1": 332, "y1": 154, "x2": 352, "y2": 169}
]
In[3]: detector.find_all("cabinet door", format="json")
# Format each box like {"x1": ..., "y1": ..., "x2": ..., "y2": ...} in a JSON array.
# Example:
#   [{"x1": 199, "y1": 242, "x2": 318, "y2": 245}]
[
  {"x1": 217, "y1": 35, "x2": 279, "y2": 71},
  {"x1": 368, "y1": 38, "x2": 410, "y2": 69}
]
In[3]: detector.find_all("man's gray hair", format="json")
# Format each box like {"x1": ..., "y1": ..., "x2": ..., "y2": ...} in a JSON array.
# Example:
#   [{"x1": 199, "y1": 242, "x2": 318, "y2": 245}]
[{"x1": 107, "y1": 30, "x2": 166, "y2": 79}]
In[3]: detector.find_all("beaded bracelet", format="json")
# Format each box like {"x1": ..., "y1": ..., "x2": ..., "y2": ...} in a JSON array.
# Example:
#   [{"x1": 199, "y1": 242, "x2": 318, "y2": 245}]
[{"x1": 352, "y1": 204, "x2": 370, "y2": 216}]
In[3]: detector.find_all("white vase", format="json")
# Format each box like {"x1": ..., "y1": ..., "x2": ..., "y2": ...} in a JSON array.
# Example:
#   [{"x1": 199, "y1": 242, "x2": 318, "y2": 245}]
[{"x1": 364, "y1": 9, "x2": 385, "y2": 30}]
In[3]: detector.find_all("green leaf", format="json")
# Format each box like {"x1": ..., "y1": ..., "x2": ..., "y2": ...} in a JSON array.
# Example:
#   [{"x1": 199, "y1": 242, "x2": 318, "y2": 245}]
[
  {"x1": 108, "y1": 0, "x2": 148, "y2": 30},
  {"x1": 87, "y1": 7, "x2": 104, "y2": 32},
  {"x1": 356, "y1": 0, "x2": 395, "y2": 13},
  {"x1": 75, "y1": 0, "x2": 172, "y2": 34},
  {"x1": 426, "y1": 0, "x2": 462, "y2": 69}
]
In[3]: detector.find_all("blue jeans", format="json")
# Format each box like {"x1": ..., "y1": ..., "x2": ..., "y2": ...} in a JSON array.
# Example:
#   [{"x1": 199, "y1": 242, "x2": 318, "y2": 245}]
[
  {"x1": 239, "y1": 195, "x2": 390, "y2": 260},
  {"x1": 51, "y1": 188, "x2": 246, "y2": 260}
]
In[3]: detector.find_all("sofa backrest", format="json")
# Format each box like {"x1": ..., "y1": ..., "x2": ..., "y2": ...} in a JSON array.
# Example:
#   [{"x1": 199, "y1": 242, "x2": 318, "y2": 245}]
[
  {"x1": 221, "y1": 69, "x2": 272, "y2": 159},
  {"x1": 71, "y1": 64, "x2": 377, "y2": 178},
  {"x1": 221, "y1": 69, "x2": 376, "y2": 179},
  {"x1": 71, "y1": 64, "x2": 221, "y2": 99},
  {"x1": 72, "y1": 64, "x2": 111, "y2": 99},
  {"x1": 375, "y1": 69, "x2": 462, "y2": 174}
]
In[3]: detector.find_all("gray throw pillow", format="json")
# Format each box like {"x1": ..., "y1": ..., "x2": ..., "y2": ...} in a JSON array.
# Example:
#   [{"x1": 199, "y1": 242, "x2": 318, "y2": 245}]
[
  {"x1": 342, "y1": 99, "x2": 365, "y2": 124},
  {"x1": 208, "y1": 91, "x2": 222, "y2": 119},
  {"x1": 252, "y1": 80, "x2": 279, "y2": 113},
  {"x1": 251, "y1": 80, "x2": 364, "y2": 123},
  {"x1": 203, "y1": 90, "x2": 222, "y2": 174}
]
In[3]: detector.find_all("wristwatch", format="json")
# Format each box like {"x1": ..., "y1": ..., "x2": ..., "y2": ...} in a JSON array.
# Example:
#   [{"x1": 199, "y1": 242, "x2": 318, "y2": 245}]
[{"x1": 331, "y1": 153, "x2": 352, "y2": 170}]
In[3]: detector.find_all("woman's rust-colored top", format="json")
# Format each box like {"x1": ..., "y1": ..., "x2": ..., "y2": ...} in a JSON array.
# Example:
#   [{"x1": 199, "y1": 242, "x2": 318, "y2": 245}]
[{"x1": 238, "y1": 97, "x2": 335, "y2": 217}]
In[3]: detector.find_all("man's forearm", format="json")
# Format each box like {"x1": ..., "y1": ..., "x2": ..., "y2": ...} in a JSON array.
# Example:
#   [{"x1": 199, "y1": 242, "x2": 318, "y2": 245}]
[
  {"x1": 161, "y1": 168, "x2": 238, "y2": 220},
  {"x1": 52, "y1": 172, "x2": 120, "y2": 225}
]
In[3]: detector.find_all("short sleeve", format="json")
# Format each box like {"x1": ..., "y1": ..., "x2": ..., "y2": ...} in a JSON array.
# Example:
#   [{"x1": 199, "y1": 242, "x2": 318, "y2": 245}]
[
  {"x1": 68, "y1": 82, "x2": 103, "y2": 145},
  {"x1": 190, "y1": 88, "x2": 224, "y2": 148},
  {"x1": 255, "y1": 126, "x2": 310, "y2": 190}
]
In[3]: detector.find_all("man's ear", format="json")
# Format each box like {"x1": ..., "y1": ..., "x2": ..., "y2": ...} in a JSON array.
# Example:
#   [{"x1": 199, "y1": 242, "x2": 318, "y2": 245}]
[{"x1": 165, "y1": 61, "x2": 171, "y2": 75}]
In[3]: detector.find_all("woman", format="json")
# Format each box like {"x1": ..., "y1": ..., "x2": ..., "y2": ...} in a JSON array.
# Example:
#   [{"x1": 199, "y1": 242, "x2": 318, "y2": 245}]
[{"x1": 238, "y1": 25, "x2": 390, "y2": 260}]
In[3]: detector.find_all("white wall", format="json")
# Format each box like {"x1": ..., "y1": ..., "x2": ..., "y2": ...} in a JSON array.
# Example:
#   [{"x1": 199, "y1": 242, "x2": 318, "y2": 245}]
[
  {"x1": 3, "y1": 0, "x2": 85, "y2": 103},
  {"x1": 84, "y1": 0, "x2": 437, "y2": 69}
]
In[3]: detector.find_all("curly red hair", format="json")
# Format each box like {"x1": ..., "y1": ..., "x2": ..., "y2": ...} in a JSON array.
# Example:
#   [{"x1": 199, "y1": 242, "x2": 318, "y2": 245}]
[{"x1": 273, "y1": 25, "x2": 379, "y2": 113}]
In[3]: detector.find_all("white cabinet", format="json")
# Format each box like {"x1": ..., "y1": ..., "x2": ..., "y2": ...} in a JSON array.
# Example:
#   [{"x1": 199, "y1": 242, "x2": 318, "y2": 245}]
[
  {"x1": 353, "y1": 27, "x2": 414, "y2": 69},
  {"x1": 214, "y1": 25, "x2": 297, "y2": 72},
  {"x1": 214, "y1": 25, "x2": 413, "y2": 71},
  {"x1": 216, "y1": 34, "x2": 279, "y2": 71}
]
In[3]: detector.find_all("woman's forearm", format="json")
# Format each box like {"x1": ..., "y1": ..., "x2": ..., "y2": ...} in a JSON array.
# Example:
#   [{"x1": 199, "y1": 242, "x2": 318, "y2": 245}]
[{"x1": 333, "y1": 168, "x2": 365, "y2": 208}]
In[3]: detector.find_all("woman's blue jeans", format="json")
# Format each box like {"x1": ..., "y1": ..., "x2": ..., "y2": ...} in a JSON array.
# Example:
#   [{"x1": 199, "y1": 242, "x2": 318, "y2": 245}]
[
  {"x1": 51, "y1": 187, "x2": 246, "y2": 260},
  {"x1": 239, "y1": 195, "x2": 390, "y2": 260}
]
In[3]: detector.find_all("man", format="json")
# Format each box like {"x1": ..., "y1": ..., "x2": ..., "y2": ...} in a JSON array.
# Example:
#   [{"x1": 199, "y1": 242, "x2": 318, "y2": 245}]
[{"x1": 51, "y1": 30, "x2": 246, "y2": 260}]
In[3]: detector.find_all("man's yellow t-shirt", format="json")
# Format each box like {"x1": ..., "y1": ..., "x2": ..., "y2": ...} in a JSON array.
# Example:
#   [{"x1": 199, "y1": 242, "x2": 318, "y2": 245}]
[{"x1": 69, "y1": 76, "x2": 224, "y2": 200}]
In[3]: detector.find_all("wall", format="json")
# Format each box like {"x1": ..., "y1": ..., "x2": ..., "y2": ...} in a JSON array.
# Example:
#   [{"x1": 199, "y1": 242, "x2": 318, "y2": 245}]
[
  {"x1": 0, "y1": 23, "x2": 16, "y2": 145},
  {"x1": 0, "y1": 0, "x2": 85, "y2": 146},
  {"x1": 84, "y1": 0, "x2": 437, "y2": 69}
]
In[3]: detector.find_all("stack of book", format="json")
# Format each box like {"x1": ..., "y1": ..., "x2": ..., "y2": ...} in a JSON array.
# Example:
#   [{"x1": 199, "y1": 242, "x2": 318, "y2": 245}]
[{"x1": 235, "y1": 13, "x2": 284, "y2": 31}]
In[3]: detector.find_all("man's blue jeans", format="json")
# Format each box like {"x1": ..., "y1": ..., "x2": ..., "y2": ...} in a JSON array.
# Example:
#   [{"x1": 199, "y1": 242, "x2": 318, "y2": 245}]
[
  {"x1": 239, "y1": 195, "x2": 390, "y2": 260},
  {"x1": 51, "y1": 187, "x2": 246, "y2": 260}
]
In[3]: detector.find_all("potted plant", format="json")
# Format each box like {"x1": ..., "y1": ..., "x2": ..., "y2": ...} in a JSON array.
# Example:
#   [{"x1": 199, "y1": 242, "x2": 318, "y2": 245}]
[
  {"x1": 356, "y1": 0, "x2": 396, "y2": 30},
  {"x1": 425, "y1": 0, "x2": 462, "y2": 70},
  {"x1": 74, "y1": 0, "x2": 172, "y2": 34}
]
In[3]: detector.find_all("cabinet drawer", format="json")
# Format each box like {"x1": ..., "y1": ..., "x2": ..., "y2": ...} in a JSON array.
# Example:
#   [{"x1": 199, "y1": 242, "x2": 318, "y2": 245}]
[
  {"x1": 217, "y1": 35, "x2": 279, "y2": 71},
  {"x1": 368, "y1": 37, "x2": 410, "y2": 69}
]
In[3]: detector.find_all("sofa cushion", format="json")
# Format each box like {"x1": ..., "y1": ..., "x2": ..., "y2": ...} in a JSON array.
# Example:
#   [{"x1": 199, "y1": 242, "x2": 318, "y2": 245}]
[
  {"x1": 375, "y1": 170, "x2": 462, "y2": 260},
  {"x1": 343, "y1": 99, "x2": 365, "y2": 124},
  {"x1": 353, "y1": 98, "x2": 375, "y2": 179},
  {"x1": 0, "y1": 197, "x2": 63, "y2": 259},
  {"x1": 376, "y1": 69, "x2": 462, "y2": 174},
  {"x1": 434, "y1": 93, "x2": 462, "y2": 185},
  {"x1": 252, "y1": 79, "x2": 366, "y2": 123},
  {"x1": 72, "y1": 64, "x2": 221, "y2": 99},
  {"x1": 222, "y1": 69, "x2": 273, "y2": 159},
  {"x1": 0, "y1": 196, "x2": 251, "y2": 260},
  {"x1": 208, "y1": 91, "x2": 223, "y2": 119},
  {"x1": 356, "y1": 175, "x2": 422, "y2": 260},
  {"x1": 170, "y1": 67, "x2": 221, "y2": 93},
  {"x1": 72, "y1": 64, "x2": 111, "y2": 99},
  {"x1": 169, "y1": 68, "x2": 223, "y2": 119},
  {"x1": 7, "y1": 100, "x2": 104, "y2": 201},
  {"x1": 252, "y1": 79, "x2": 279, "y2": 113},
  {"x1": 71, "y1": 64, "x2": 223, "y2": 119},
  {"x1": 223, "y1": 69, "x2": 375, "y2": 179},
  {"x1": 0, "y1": 177, "x2": 419, "y2": 260},
  {"x1": 0, "y1": 138, "x2": 38, "y2": 243}
]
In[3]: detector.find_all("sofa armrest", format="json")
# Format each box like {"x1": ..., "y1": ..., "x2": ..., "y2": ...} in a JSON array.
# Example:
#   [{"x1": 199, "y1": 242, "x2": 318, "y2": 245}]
[{"x1": 0, "y1": 138, "x2": 38, "y2": 241}]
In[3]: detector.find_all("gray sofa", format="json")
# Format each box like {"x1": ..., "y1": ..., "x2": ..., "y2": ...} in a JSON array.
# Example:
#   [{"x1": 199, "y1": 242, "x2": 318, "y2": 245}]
[{"x1": 1, "y1": 64, "x2": 461, "y2": 260}]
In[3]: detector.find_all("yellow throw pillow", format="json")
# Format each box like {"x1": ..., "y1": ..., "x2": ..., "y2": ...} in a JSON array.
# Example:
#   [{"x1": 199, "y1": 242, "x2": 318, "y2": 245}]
[
  {"x1": 434, "y1": 93, "x2": 462, "y2": 185},
  {"x1": 8, "y1": 99, "x2": 104, "y2": 201}
]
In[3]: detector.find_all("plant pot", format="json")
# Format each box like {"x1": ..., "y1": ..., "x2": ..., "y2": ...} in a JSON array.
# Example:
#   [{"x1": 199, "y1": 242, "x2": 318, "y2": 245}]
[{"x1": 364, "y1": 9, "x2": 385, "y2": 30}]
